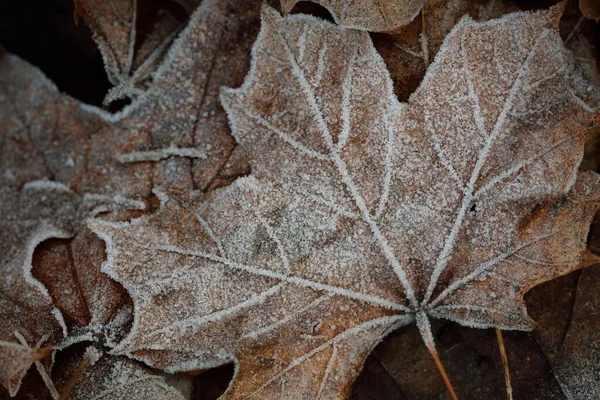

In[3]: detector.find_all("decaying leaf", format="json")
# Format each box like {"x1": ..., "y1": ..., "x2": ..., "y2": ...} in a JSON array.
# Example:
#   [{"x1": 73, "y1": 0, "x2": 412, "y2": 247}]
[
  {"x1": 280, "y1": 0, "x2": 426, "y2": 31},
  {"x1": 0, "y1": 0, "x2": 260, "y2": 396},
  {"x1": 90, "y1": 5, "x2": 600, "y2": 398}
]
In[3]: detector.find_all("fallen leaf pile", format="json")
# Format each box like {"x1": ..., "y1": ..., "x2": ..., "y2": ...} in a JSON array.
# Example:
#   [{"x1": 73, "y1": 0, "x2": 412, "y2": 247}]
[{"x1": 1, "y1": 0, "x2": 599, "y2": 399}]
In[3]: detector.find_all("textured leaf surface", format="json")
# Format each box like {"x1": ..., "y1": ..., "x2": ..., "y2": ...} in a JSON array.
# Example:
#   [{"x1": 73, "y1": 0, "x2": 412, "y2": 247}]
[
  {"x1": 64, "y1": 350, "x2": 186, "y2": 400},
  {"x1": 0, "y1": 182, "x2": 79, "y2": 395},
  {"x1": 280, "y1": 0, "x2": 426, "y2": 31},
  {"x1": 91, "y1": 5, "x2": 600, "y2": 398},
  {"x1": 0, "y1": 0, "x2": 260, "y2": 396}
]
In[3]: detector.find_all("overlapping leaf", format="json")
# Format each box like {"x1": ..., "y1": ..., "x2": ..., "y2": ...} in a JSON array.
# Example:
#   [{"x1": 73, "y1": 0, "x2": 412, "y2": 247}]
[
  {"x1": 0, "y1": 0, "x2": 261, "y2": 396},
  {"x1": 280, "y1": 0, "x2": 426, "y2": 31}
]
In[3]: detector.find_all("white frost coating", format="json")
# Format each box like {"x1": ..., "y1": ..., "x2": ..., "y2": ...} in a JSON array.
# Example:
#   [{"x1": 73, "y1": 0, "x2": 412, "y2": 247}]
[
  {"x1": 336, "y1": 47, "x2": 357, "y2": 151},
  {"x1": 241, "y1": 294, "x2": 332, "y2": 340},
  {"x1": 82, "y1": 193, "x2": 146, "y2": 217},
  {"x1": 117, "y1": 146, "x2": 208, "y2": 163},
  {"x1": 22, "y1": 180, "x2": 72, "y2": 192},
  {"x1": 55, "y1": 334, "x2": 95, "y2": 351},
  {"x1": 309, "y1": 194, "x2": 359, "y2": 219},
  {"x1": 13, "y1": 332, "x2": 59, "y2": 399},
  {"x1": 51, "y1": 308, "x2": 68, "y2": 338},
  {"x1": 84, "y1": 346, "x2": 103, "y2": 366},
  {"x1": 426, "y1": 110, "x2": 467, "y2": 192},
  {"x1": 194, "y1": 212, "x2": 225, "y2": 256},
  {"x1": 313, "y1": 43, "x2": 328, "y2": 88},
  {"x1": 570, "y1": 90, "x2": 600, "y2": 112},
  {"x1": 474, "y1": 135, "x2": 581, "y2": 199}
]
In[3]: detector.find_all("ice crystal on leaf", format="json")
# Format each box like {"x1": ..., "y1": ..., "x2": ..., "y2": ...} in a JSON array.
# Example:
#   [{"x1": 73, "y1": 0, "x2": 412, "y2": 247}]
[{"x1": 91, "y1": 5, "x2": 600, "y2": 399}]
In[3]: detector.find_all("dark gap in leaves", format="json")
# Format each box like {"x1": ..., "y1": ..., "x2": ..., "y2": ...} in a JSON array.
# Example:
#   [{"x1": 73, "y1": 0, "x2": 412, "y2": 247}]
[
  {"x1": 509, "y1": 0, "x2": 560, "y2": 11},
  {"x1": 192, "y1": 363, "x2": 235, "y2": 399},
  {"x1": 581, "y1": 133, "x2": 600, "y2": 173},
  {"x1": 136, "y1": 0, "x2": 190, "y2": 56},
  {"x1": 107, "y1": 97, "x2": 132, "y2": 113},
  {"x1": 525, "y1": 269, "x2": 581, "y2": 359},
  {"x1": 587, "y1": 211, "x2": 600, "y2": 255},
  {"x1": 287, "y1": 1, "x2": 335, "y2": 23},
  {"x1": 0, "y1": 0, "x2": 111, "y2": 107}
]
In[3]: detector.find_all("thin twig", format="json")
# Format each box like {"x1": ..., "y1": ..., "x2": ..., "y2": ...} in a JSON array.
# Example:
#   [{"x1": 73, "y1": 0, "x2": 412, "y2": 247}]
[{"x1": 495, "y1": 328, "x2": 513, "y2": 400}]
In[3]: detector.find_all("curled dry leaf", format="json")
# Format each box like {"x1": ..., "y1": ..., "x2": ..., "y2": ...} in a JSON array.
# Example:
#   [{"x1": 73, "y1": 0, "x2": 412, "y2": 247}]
[
  {"x1": 90, "y1": 5, "x2": 600, "y2": 399},
  {"x1": 0, "y1": 0, "x2": 260, "y2": 396},
  {"x1": 280, "y1": 0, "x2": 426, "y2": 31}
]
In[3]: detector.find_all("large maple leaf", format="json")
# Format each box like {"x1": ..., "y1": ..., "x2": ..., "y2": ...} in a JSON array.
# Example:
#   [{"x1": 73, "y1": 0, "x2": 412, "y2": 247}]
[{"x1": 90, "y1": 4, "x2": 600, "y2": 399}]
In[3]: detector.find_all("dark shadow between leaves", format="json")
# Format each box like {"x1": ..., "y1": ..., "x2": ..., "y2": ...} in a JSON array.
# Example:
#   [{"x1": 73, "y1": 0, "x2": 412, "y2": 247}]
[
  {"x1": 0, "y1": 0, "x2": 111, "y2": 107},
  {"x1": 285, "y1": 1, "x2": 335, "y2": 23}
]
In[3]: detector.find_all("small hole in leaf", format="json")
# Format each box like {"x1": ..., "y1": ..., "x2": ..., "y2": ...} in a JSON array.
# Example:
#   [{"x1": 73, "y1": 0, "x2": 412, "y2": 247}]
[
  {"x1": 192, "y1": 363, "x2": 235, "y2": 399},
  {"x1": 287, "y1": 2, "x2": 335, "y2": 23},
  {"x1": 581, "y1": 133, "x2": 600, "y2": 173},
  {"x1": 106, "y1": 97, "x2": 132, "y2": 113}
]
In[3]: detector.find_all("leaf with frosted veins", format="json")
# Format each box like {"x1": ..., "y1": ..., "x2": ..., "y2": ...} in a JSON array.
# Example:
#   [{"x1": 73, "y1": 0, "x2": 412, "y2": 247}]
[
  {"x1": 91, "y1": 5, "x2": 600, "y2": 398},
  {"x1": 280, "y1": 0, "x2": 426, "y2": 31},
  {"x1": 0, "y1": 0, "x2": 261, "y2": 396},
  {"x1": 0, "y1": 182, "x2": 79, "y2": 395}
]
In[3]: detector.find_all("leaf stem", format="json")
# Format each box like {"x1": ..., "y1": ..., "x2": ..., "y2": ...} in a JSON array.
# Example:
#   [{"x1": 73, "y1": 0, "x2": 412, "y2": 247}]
[
  {"x1": 495, "y1": 328, "x2": 513, "y2": 400},
  {"x1": 416, "y1": 312, "x2": 458, "y2": 400}
]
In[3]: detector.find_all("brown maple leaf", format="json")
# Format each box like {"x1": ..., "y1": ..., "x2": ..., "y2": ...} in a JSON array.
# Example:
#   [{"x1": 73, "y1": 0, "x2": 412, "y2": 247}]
[
  {"x1": 90, "y1": 5, "x2": 600, "y2": 399},
  {"x1": 280, "y1": 0, "x2": 426, "y2": 32},
  {"x1": 0, "y1": 0, "x2": 260, "y2": 396}
]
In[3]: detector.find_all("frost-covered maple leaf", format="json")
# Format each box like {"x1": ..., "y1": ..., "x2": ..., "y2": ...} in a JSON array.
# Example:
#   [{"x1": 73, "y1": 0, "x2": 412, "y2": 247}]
[
  {"x1": 0, "y1": 0, "x2": 260, "y2": 396},
  {"x1": 91, "y1": 5, "x2": 600, "y2": 399}
]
